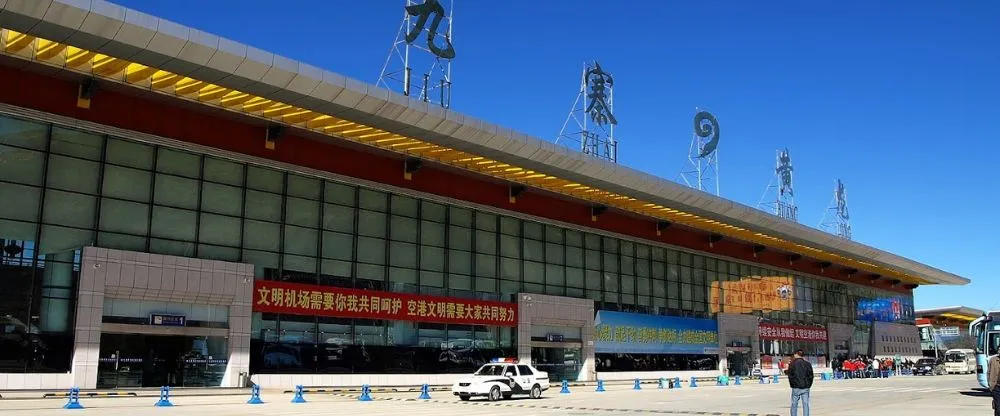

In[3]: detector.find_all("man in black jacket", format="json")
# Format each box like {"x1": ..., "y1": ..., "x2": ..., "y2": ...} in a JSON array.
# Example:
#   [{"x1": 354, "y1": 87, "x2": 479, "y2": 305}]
[{"x1": 786, "y1": 350, "x2": 814, "y2": 416}]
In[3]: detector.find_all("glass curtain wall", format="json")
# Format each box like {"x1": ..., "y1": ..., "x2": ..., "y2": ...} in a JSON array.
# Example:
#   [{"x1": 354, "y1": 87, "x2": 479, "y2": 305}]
[{"x1": 0, "y1": 113, "x2": 915, "y2": 374}]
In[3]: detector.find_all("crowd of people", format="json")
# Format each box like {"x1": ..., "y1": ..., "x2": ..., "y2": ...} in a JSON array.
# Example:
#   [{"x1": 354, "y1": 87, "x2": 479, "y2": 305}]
[{"x1": 832, "y1": 355, "x2": 911, "y2": 378}]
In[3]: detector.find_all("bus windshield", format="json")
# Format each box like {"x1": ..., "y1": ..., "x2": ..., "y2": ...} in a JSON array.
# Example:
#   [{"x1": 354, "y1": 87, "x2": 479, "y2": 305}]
[
  {"x1": 945, "y1": 352, "x2": 966, "y2": 362},
  {"x1": 988, "y1": 332, "x2": 1000, "y2": 356}
]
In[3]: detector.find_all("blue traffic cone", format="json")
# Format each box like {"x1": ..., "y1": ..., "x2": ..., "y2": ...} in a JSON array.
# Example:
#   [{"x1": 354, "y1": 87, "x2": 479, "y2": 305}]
[
  {"x1": 358, "y1": 384, "x2": 373, "y2": 401},
  {"x1": 772, "y1": 374, "x2": 779, "y2": 384},
  {"x1": 247, "y1": 384, "x2": 264, "y2": 404},
  {"x1": 418, "y1": 384, "x2": 432, "y2": 400},
  {"x1": 735, "y1": 376, "x2": 742, "y2": 385},
  {"x1": 595, "y1": 379, "x2": 606, "y2": 392},
  {"x1": 633, "y1": 378, "x2": 641, "y2": 390},
  {"x1": 291, "y1": 384, "x2": 307, "y2": 403},
  {"x1": 154, "y1": 386, "x2": 174, "y2": 407},
  {"x1": 560, "y1": 380, "x2": 570, "y2": 394},
  {"x1": 690, "y1": 378, "x2": 698, "y2": 388},
  {"x1": 63, "y1": 387, "x2": 84, "y2": 410},
  {"x1": 674, "y1": 377, "x2": 681, "y2": 389}
]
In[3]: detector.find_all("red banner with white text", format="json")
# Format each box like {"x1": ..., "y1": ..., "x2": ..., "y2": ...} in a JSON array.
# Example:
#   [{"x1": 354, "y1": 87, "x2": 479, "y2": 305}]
[
  {"x1": 252, "y1": 280, "x2": 517, "y2": 327},
  {"x1": 758, "y1": 323, "x2": 828, "y2": 342}
]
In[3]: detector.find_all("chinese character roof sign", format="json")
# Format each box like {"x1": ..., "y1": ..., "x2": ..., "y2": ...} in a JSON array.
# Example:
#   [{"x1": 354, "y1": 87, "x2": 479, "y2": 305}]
[{"x1": 594, "y1": 311, "x2": 719, "y2": 355}]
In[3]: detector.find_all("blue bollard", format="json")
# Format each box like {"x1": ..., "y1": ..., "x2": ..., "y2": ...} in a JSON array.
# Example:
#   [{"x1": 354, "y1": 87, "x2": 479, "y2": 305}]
[
  {"x1": 674, "y1": 377, "x2": 681, "y2": 389},
  {"x1": 247, "y1": 384, "x2": 264, "y2": 404},
  {"x1": 154, "y1": 386, "x2": 174, "y2": 407},
  {"x1": 689, "y1": 377, "x2": 697, "y2": 388},
  {"x1": 418, "y1": 383, "x2": 432, "y2": 400},
  {"x1": 291, "y1": 384, "x2": 307, "y2": 403},
  {"x1": 633, "y1": 378, "x2": 642, "y2": 390},
  {"x1": 772, "y1": 374, "x2": 779, "y2": 384},
  {"x1": 658, "y1": 378, "x2": 665, "y2": 389},
  {"x1": 595, "y1": 379, "x2": 606, "y2": 392},
  {"x1": 734, "y1": 376, "x2": 742, "y2": 385},
  {"x1": 358, "y1": 384, "x2": 373, "y2": 401},
  {"x1": 63, "y1": 387, "x2": 84, "y2": 410},
  {"x1": 560, "y1": 380, "x2": 570, "y2": 394}
]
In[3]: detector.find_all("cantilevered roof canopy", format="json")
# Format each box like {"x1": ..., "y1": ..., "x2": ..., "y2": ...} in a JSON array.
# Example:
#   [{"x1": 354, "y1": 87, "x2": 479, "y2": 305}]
[
  {"x1": 916, "y1": 306, "x2": 985, "y2": 322},
  {"x1": 0, "y1": 0, "x2": 969, "y2": 286}
]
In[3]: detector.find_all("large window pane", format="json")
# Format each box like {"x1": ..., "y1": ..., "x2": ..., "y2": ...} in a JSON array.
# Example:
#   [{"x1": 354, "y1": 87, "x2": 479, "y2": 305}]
[
  {"x1": 154, "y1": 174, "x2": 199, "y2": 209},
  {"x1": 106, "y1": 139, "x2": 153, "y2": 171},
  {"x1": 287, "y1": 174, "x2": 320, "y2": 200},
  {"x1": 243, "y1": 220, "x2": 280, "y2": 251},
  {"x1": 150, "y1": 238, "x2": 195, "y2": 257},
  {"x1": 0, "y1": 116, "x2": 47, "y2": 149},
  {"x1": 545, "y1": 264, "x2": 565, "y2": 286},
  {"x1": 150, "y1": 206, "x2": 196, "y2": 241},
  {"x1": 98, "y1": 232, "x2": 144, "y2": 252},
  {"x1": 46, "y1": 154, "x2": 99, "y2": 193},
  {"x1": 321, "y1": 231, "x2": 353, "y2": 261},
  {"x1": 0, "y1": 145, "x2": 45, "y2": 185},
  {"x1": 103, "y1": 165, "x2": 150, "y2": 202},
  {"x1": 49, "y1": 126, "x2": 104, "y2": 160},
  {"x1": 449, "y1": 207, "x2": 471, "y2": 227},
  {"x1": 322, "y1": 203, "x2": 355, "y2": 233},
  {"x1": 42, "y1": 190, "x2": 95, "y2": 228},
  {"x1": 156, "y1": 149, "x2": 200, "y2": 178},
  {"x1": 284, "y1": 254, "x2": 317, "y2": 274},
  {"x1": 357, "y1": 236, "x2": 386, "y2": 265},
  {"x1": 449, "y1": 250, "x2": 471, "y2": 274},
  {"x1": 500, "y1": 235, "x2": 520, "y2": 258},
  {"x1": 285, "y1": 197, "x2": 319, "y2": 227},
  {"x1": 500, "y1": 217, "x2": 520, "y2": 236},
  {"x1": 247, "y1": 166, "x2": 283, "y2": 193},
  {"x1": 203, "y1": 157, "x2": 244, "y2": 186},
  {"x1": 420, "y1": 246, "x2": 444, "y2": 271},
  {"x1": 359, "y1": 189, "x2": 387, "y2": 211},
  {"x1": 420, "y1": 220, "x2": 445, "y2": 247},
  {"x1": 390, "y1": 215, "x2": 418, "y2": 242},
  {"x1": 40, "y1": 224, "x2": 93, "y2": 253},
  {"x1": 99, "y1": 199, "x2": 149, "y2": 235},
  {"x1": 358, "y1": 210, "x2": 386, "y2": 237},
  {"x1": 524, "y1": 239, "x2": 543, "y2": 262},
  {"x1": 389, "y1": 241, "x2": 417, "y2": 269},
  {"x1": 545, "y1": 242, "x2": 564, "y2": 264},
  {"x1": 0, "y1": 183, "x2": 40, "y2": 221},
  {"x1": 390, "y1": 194, "x2": 418, "y2": 217},
  {"x1": 201, "y1": 182, "x2": 242, "y2": 216},
  {"x1": 475, "y1": 230, "x2": 496, "y2": 254},
  {"x1": 284, "y1": 225, "x2": 318, "y2": 256},
  {"x1": 199, "y1": 213, "x2": 241, "y2": 247},
  {"x1": 449, "y1": 226, "x2": 471, "y2": 250},
  {"x1": 524, "y1": 261, "x2": 543, "y2": 284},
  {"x1": 500, "y1": 258, "x2": 520, "y2": 281},
  {"x1": 420, "y1": 201, "x2": 446, "y2": 223},
  {"x1": 245, "y1": 190, "x2": 282, "y2": 222},
  {"x1": 475, "y1": 253, "x2": 496, "y2": 278},
  {"x1": 324, "y1": 181, "x2": 355, "y2": 206}
]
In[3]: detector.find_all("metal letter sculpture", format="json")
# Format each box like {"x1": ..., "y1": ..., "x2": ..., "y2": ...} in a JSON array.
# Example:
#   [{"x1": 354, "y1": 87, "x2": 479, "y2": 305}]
[
  {"x1": 694, "y1": 111, "x2": 720, "y2": 158},
  {"x1": 777, "y1": 148, "x2": 793, "y2": 197},
  {"x1": 585, "y1": 62, "x2": 617, "y2": 126},
  {"x1": 835, "y1": 179, "x2": 849, "y2": 220},
  {"x1": 405, "y1": 0, "x2": 456, "y2": 59}
]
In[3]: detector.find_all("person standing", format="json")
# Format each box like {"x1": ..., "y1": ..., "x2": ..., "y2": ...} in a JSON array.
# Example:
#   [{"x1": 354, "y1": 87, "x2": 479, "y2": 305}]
[
  {"x1": 786, "y1": 350, "x2": 814, "y2": 416},
  {"x1": 989, "y1": 354, "x2": 1000, "y2": 416}
]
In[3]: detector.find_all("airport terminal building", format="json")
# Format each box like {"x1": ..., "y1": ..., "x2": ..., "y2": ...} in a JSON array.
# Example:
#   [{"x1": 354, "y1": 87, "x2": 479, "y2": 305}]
[{"x1": 0, "y1": 1, "x2": 968, "y2": 390}]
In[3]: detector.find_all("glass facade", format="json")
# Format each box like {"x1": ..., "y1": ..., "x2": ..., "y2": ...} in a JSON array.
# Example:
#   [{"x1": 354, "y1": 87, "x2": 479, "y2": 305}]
[{"x1": 0, "y1": 113, "x2": 916, "y2": 375}]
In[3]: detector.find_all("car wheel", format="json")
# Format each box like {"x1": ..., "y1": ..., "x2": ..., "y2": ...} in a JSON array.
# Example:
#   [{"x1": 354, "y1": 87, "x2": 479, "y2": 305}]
[
  {"x1": 489, "y1": 386, "x2": 502, "y2": 402},
  {"x1": 530, "y1": 384, "x2": 542, "y2": 399},
  {"x1": 459, "y1": 395, "x2": 470, "y2": 401}
]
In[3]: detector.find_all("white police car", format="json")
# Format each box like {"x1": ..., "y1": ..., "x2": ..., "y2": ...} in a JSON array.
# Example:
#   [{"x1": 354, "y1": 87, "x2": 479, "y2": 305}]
[{"x1": 451, "y1": 358, "x2": 550, "y2": 401}]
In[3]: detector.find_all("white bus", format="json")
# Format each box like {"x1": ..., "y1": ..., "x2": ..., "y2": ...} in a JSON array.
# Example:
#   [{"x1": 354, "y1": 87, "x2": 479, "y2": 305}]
[{"x1": 943, "y1": 348, "x2": 976, "y2": 374}]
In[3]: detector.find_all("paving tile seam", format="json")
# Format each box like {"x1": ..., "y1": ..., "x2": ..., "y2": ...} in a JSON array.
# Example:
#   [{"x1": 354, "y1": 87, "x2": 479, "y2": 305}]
[{"x1": 330, "y1": 393, "x2": 780, "y2": 416}]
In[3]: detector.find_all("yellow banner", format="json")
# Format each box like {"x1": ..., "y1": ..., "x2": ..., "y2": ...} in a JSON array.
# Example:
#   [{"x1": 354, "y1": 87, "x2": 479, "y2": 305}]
[{"x1": 709, "y1": 276, "x2": 794, "y2": 314}]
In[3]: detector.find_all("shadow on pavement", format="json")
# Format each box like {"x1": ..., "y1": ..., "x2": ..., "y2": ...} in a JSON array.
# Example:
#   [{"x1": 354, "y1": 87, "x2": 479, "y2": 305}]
[{"x1": 958, "y1": 388, "x2": 991, "y2": 398}]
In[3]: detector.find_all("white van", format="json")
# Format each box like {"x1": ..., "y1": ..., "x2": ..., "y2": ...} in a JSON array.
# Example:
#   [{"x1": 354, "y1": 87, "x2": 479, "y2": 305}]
[{"x1": 943, "y1": 349, "x2": 976, "y2": 374}]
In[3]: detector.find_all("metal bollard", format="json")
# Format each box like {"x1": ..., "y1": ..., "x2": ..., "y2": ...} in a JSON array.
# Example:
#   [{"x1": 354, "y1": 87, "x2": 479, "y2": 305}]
[
  {"x1": 291, "y1": 384, "x2": 307, "y2": 403},
  {"x1": 154, "y1": 386, "x2": 174, "y2": 407},
  {"x1": 595, "y1": 379, "x2": 606, "y2": 392},
  {"x1": 63, "y1": 387, "x2": 84, "y2": 410},
  {"x1": 358, "y1": 384, "x2": 373, "y2": 401},
  {"x1": 247, "y1": 384, "x2": 264, "y2": 404},
  {"x1": 560, "y1": 380, "x2": 570, "y2": 394},
  {"x1": 633, "y1": 378, "x2": 642, "y2": 390}
]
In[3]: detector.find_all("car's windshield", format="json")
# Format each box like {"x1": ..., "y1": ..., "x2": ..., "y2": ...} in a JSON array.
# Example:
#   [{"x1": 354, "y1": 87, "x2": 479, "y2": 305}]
[
  {"x1": 474, "y1": 364, "x2": 505, "y2": 376},
  {"x1": 917, "y1": 359, "x2": 935, "y2": 365},
  {"x1": 945, "y1": 352, "x2": 966, "y2": 362}
]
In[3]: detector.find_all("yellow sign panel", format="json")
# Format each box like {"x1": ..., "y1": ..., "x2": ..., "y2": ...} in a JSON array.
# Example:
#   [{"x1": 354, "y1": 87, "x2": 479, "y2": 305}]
[{"x1": 709, "y1": 276, "x2": 794, "y2": 314}]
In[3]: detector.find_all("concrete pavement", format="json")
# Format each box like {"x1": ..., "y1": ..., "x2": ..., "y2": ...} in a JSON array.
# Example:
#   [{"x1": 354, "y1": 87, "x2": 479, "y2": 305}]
[{"x1": 0, "y1": 374, "x2": 989, "y2": 415}]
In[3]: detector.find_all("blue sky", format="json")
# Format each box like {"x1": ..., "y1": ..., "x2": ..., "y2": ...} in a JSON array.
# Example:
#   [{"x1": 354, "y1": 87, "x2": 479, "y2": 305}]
[{"x1": 111, "y1": 1, "x2": 999, "y2": 310}]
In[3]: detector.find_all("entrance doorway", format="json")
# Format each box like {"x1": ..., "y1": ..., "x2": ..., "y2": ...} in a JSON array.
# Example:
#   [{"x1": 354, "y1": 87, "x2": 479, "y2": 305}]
[
  {"x1": 531, "y1": 343, "x2": 583, "y2": 382},
  {"x1": 727, "y1": 349, "x2": 752, "y2": 377},
  {"x1": 97, "y1": 333, "x2": 227, "y2": 388}
]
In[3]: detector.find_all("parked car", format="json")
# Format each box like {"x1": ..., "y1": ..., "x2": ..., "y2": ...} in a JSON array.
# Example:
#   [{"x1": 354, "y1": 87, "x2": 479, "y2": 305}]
[
  {"x1": 451, "y1": 358, "x2": 549, "y2": 401},
  {"x1": 912, "y1": 358, "x2": 944, "y2": 376}
]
